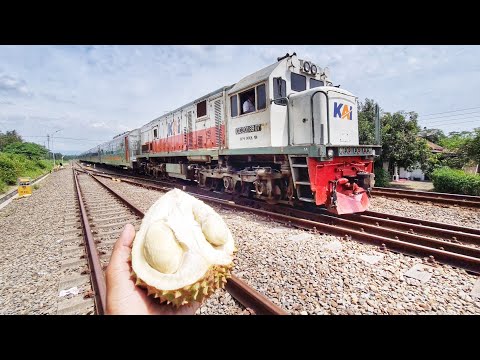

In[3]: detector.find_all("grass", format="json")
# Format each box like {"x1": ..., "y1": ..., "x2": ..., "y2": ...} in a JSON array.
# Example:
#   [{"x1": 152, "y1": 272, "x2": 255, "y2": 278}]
[{"x1": 0, "y1": 152, "x2": 54, "y2": 194}]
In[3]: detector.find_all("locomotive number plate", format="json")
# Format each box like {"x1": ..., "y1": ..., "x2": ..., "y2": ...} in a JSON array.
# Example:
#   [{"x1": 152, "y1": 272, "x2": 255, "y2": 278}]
[{"x1": 338, "y1": 147, "x2": 373, "y2": 156}]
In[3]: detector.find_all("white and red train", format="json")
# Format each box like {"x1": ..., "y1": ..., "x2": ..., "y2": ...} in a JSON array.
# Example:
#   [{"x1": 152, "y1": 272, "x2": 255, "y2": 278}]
[{"x1": 80, "y1": 53, "x2": 381, "y2": 214}]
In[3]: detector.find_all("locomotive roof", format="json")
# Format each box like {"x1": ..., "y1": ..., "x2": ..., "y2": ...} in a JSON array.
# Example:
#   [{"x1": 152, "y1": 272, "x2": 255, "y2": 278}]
[
  {"x1": 142, "y1": 59, "x2": 282, "y2": 128},
  {"x1": 144, "y1": 84, "x2": 235, "y2": 127},
  {"x1": 228, "y1": 61, "x2": 280, "y2": 94}
]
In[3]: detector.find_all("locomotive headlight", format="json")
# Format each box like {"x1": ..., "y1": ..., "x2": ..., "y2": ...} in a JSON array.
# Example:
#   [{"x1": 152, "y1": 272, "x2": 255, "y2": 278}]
[
  {"x1": 303, "y1": 61, "x2": 311, "y2": 73},
  {"x1": 311, "y1": 64, "x2": 318, "y2": 75},
  {"x1": 327, "y1": 149, "x2": 334, "y2": 158}
]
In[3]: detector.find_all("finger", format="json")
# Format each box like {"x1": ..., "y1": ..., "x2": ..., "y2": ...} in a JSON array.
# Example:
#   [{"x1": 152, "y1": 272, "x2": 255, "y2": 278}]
[
  {"x1": 108, "y1": 224, "x2": 136, "y2": 272},
  {"x1": 117, "y1": 223, "x2": 136, "y2": 249}
]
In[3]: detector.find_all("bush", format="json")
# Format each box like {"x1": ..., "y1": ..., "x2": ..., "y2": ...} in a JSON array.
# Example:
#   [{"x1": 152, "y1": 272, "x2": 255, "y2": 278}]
[
  {"x1": 0, "y1": 153, "x2": 18, "y2": 185},
  {"x1": 374, "y1": 167, "x2": 390, "y2": 187},
  {"x1": 0, "y1": 152, "x2": 53, "y2": 194},
  {"x1": 424, "y1": 153, "x2": 442, "y2": 180},
  {"x1": 3, "y1": 141, "x2": 48, "y2": 160},
  {"x1": 431, "y1": 167, "x2": 480, "y2": 196}
]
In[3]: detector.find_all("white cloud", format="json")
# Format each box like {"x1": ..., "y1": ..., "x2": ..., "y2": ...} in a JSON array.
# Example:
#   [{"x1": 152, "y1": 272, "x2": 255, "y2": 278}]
[{"x1": 0, "y1": 74, "x2": 33, "y2": 97}]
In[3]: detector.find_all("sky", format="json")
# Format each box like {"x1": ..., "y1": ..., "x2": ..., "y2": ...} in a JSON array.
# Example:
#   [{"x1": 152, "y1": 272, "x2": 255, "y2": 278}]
[{"x1": 0, "y1": 45, "x2": 479, "y2": 154}]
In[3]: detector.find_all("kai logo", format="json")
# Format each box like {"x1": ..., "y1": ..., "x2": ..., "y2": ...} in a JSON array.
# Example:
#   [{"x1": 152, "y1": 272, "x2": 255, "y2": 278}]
[{"x1": 333, "y1": 102, "x2": 353, "y2": 120}]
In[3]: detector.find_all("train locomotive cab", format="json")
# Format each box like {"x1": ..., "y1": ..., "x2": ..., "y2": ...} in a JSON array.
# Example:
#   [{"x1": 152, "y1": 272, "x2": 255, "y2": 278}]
[
  {"x1": 225, "y1": 53, "x2": 381, "y2": 214},
  {"x1": 287, "y1": 85, "x2": 380, "y2": 214}
]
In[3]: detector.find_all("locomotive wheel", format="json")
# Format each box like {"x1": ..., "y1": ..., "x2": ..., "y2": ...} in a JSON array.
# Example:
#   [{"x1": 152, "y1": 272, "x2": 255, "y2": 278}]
[{"x1": 265, "y1": 185, "x2": 282, "y2": 204}]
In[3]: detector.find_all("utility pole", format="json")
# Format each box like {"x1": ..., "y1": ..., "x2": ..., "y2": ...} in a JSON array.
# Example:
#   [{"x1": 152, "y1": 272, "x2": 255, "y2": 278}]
[
  {"x1": 47, "y1": 134, "x2": 50, "y2": 158},
  {"x1": 375, "y1": 103, "x2": 381, "y2": 145},
  {"x1": 47, "y1": 129, "x2": 62, "y2": 168}
]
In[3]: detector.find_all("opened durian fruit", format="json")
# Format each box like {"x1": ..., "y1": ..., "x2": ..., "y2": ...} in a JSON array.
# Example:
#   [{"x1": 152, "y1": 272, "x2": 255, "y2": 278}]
[{"x1": 131, "y1": 189, "x2": 235, "y2": 307}]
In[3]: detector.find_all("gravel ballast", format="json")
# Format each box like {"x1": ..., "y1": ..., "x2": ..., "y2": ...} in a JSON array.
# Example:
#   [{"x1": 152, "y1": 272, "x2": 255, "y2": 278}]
[
  {"x1": 96, "y1": 177, "x2": 480, "y2": 315},
  {"x1": 2, "y1": 168, "x2": 478, "y2": 315},
  {"x1": 0, "y1": 168, "x2": 73, "y2": 314},
  {"x1": 370, "y1": 196, "x2": 480, "y2": 230}
]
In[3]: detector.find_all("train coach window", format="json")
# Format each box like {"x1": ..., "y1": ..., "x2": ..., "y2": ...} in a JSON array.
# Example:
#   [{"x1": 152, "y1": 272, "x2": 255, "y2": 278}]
[
  {"x1": 273, "y1": 77, "x2": 286, "y2": 105},
  {"x1": 197, "y1": 100, "x2": 207, "y2": 118},
  {"x1": 153, "y1": 128, "x2": 158, "y2": 138},
  {"x1": 310, "y1": 78, "x2": 324, "y2": 88},
  {"x1": 291, "y1": 73, "x2": 306, "y2": 92},
  {"x1": 256, "y1": 84, "x2": 266, "y2": 110},
  {"x1": 231, "y1": 95, "x2": 238, "y2": 117}
]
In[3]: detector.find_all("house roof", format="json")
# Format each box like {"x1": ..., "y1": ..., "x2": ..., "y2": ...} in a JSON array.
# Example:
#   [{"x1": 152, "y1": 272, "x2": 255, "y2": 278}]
[{"x1": 425, "y1": 140, "x2": 444, "y2": 152}]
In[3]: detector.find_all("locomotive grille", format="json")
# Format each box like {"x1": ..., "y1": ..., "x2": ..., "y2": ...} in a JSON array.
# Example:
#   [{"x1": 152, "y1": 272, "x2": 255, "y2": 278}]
[
  {"x1": 187, "y1": 111, "x2": 193, "y2": 149},
  {"x1": 214, "y1": 99, "x2": 222, "y2": 147}
]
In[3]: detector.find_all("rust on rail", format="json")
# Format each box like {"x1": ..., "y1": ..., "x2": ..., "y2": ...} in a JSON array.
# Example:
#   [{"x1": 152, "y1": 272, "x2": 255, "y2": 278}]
[
  {"x1": 226, "y1": 275, "x2": 287, "y2": 315},
  {"x1": 364, "y1": 210, "x2": 480, "y2": 237},
  {"x1": 82, "y1": 167, "x2": 480, "y2": 274},
  {"x1": 372, "y1": 188, "x2": 480, "y2": 208},
  {"x1": 84, "y1": 169, "x2": 287, "y2": 315},
  {"x1": 73, "y1": 169, "x2": 107, "y2": 315}
]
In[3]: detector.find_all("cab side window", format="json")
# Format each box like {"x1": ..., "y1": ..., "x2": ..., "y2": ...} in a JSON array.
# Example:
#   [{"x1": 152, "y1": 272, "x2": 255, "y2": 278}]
[
  {"x1": 233, "y1": 82, "x2": 267, "y2": 116},
  {"x1": 239, "y1": 89, "x2": 255, "y2": 115},
  {"x1": 231, "y1": 95, "x2": 238, "y2": 117},
  {"x1": 273, "y1": 77, "x2": 286, "y2": 105},
  {"x1": 256, "y1": 84, "x2": 266, "y2": 110}
]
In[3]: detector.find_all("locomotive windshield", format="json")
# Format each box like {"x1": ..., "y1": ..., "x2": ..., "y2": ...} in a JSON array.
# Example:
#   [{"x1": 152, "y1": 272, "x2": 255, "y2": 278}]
[
  {"x1": 291, "y1": 73, "x2": 306, "y2": 91},
  {"x1": 310, "y1": 78, "x2": 324, "y2": 88}
]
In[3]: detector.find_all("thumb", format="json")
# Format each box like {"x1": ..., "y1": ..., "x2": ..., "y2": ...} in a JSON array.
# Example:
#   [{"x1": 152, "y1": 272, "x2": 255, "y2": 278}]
[{"x1": 107, "y1": 224, "x2": 136, "y2": 273}]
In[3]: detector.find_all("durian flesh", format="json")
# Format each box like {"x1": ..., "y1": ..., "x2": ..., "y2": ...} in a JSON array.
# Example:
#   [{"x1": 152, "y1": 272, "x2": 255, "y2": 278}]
[{"x1": 131, "y1": 189, "x2": 235, "y2": 306}]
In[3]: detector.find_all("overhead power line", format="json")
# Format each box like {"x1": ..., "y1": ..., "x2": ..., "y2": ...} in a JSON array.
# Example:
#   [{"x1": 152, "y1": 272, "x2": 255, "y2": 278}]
[
  {"x1": 420, "y1": 118, "x2": 480, "y2": 127},
  {"x1": 22, "y1": 136, "x2": 109, "y2": 142},
  {"x1": 419, "y1": 110, "x2": 480, "y2": 121},
  {"x1": 420, "y1": 106, "x2": 480, "y2": 117},
  {"x1": 420, "y1": 115, "x2": 480, "y2": 125}
]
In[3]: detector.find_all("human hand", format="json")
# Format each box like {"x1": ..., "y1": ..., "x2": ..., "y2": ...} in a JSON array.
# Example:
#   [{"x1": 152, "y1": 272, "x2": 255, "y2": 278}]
[{"x1": 105, "y1": 224, "x2": 201, "y2": 315}]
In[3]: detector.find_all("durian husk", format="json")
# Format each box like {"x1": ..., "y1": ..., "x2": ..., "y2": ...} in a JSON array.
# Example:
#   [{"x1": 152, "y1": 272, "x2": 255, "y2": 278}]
[{"x1": 130, "y1": 262, "x2": 234, "y2": 307}]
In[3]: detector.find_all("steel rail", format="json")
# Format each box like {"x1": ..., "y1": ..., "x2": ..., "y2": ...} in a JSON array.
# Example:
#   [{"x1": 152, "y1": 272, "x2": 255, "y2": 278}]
[
  {"x1": 80, "y1": 165, "x2": 480, "y2": 274},
  {"x1": 372, "y1": 187, "x2": 480, "y2": 208},
  {"x1": 364, "y1": 210, "x2": 480, "y2": 236},
  {"x1": 73, "y1": 169, "x2": 107, "y2": 315},
  {"x1": 88, "y1": 172, "x2": 287, "y2": 315},
  {"x1": 341, "y1": 212, "x2": 480, "y2": 245}
]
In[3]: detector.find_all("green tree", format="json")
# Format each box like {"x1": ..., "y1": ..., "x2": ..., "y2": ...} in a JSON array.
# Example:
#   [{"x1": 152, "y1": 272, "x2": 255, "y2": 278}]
[
  {"x1": 358, "y1": 98, "x2": 378, "y2": 145},
  {"x1": 380, "y1": 111, "x2": 430, "y2": 171},
  {"x1": 438, "y1": 131, "x2": 472, "y2": 150},
  {"x1": 437, "y1": 130, "x2": 473, "y2": 169},
  {"x1": 0, "y1": 130, "x2": 23, "y2": 151},
  {"x1": 3, "y1": 142, "x2": 49, "y2": 160},
  {"x1": 464, "y1": 128, "x2": 480, "y2": 165}
]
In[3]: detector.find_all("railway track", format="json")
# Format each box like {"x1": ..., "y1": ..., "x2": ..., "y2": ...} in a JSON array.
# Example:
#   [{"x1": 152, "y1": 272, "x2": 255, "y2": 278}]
[
  {"x1": 70, "y1": 166, "x2": 286, "y2": 315},
  {"x1": 78, "y1": 163, "x2": 480, "y2": 275},
  {"x1": 372, "y1": 187, "x2": 480, "y2": 209}
]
